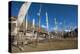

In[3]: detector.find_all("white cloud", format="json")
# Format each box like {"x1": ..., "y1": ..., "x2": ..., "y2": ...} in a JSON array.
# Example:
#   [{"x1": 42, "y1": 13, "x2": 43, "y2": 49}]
[
  {"x1": 53, "y1": 26, "x2": 58, "y2": 30},
  {"x1": 65, "y1": 29, "x2": 71, "y2": 32},
  {"x1": 59, "y1": 22, "x2": 62, "y2": 25},
  {"x1": 41, "y1": 25, "x2": 46, "y2": 28}
]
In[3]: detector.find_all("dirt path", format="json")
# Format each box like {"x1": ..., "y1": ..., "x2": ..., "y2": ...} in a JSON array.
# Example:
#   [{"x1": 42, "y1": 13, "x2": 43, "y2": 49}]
[{"x1": 11, "y1": 38, "x2": 78, "y2": 53}]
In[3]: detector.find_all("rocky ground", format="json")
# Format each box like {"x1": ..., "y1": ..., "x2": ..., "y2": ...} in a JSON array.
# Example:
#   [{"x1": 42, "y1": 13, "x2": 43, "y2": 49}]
[{"x1": 11, "y1": 37, "x2": 78, "y2": 53}]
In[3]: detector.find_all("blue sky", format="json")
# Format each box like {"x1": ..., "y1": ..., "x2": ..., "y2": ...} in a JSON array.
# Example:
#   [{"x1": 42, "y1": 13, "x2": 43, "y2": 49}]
[{"x1": 11, "y1": 1, "x2": 78, "y2": 32}]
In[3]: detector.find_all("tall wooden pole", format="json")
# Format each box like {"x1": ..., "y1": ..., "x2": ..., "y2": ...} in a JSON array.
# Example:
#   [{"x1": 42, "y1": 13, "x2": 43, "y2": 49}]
[
  {"x1": 36, "y1": 4, "x2": 41, "y2": 46},
  {"x1": 12, "y1": 2, "x2": 31, "y2": 51},
  {"x1": 46, "y1": 12, "x2": 51, "y2": 48},
  {"x1": 54, "y1": 18, "x2": 58, "y2": 36},
  {"x1": 32, "y1": 18, "x2": 35, "y2": 41}
]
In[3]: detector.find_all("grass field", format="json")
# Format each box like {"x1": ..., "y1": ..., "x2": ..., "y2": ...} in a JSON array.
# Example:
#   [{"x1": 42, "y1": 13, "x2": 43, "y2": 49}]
[{"x1": 11, "y1": 37, "x2": 78, "y2": 53}]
